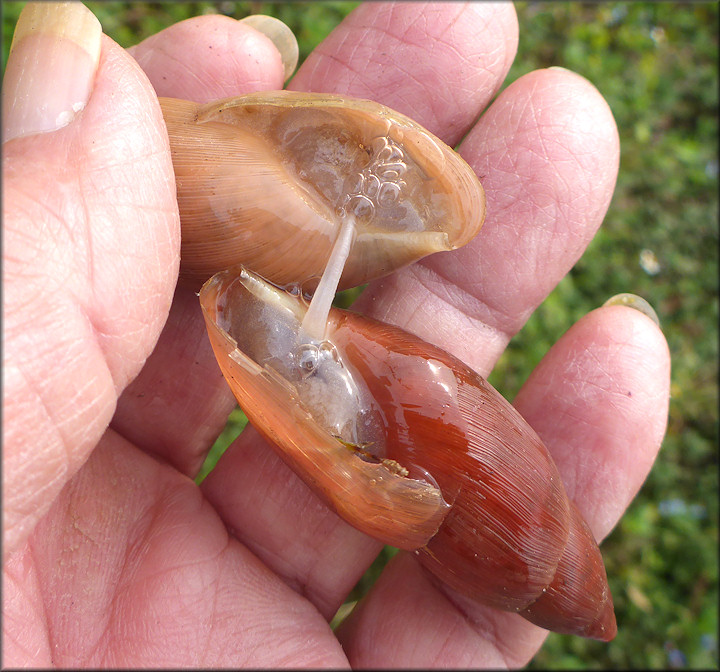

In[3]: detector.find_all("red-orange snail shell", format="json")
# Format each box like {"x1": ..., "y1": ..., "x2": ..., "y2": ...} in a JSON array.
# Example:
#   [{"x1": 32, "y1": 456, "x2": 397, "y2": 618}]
[{"x1": 199, "y1": 267, "x2": 617, "y2": 642}]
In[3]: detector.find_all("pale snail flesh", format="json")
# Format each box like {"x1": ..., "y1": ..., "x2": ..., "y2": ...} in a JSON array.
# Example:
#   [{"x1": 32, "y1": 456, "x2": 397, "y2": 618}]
[
  {"x1": 160, "y1": 91, "x2": 486, "y2": 288},
  {"x1": 199, "y1": 266, "x2": 617, "y2": 641}
]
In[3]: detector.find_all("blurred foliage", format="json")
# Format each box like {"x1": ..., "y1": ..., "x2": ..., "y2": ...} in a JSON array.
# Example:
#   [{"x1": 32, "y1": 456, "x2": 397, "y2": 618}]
[{"x1": 3, "y1": 2, "x2": 717, "y2": 669}]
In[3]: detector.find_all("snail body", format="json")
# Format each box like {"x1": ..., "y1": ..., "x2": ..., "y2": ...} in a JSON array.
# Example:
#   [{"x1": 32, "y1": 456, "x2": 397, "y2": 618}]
[
  {"x1": 199, "y1": 267, "x2": 617, "y2": 641},
  {"x1": 160, "y1": 92, "x2": 485, "y2": 288}
]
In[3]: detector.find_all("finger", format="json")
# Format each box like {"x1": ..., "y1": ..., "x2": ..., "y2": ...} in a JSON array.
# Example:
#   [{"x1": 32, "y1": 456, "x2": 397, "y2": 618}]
[
  {"x1": 201, "y1": 1, "x2": 519, "y2": 615},
  {"x1": 355, "y1": 67, "x2": 620, "y2": 377},
  {"x1": 114, "y1": 15, "x2": 287, "y2": 474},
  {"x1": 514, "y1": 304, "x2": 671, "y2": 538},
  {"x1": 127, "y1": 14, "x2": 286, "y2": 102},
  {"x1": 111, "y1": 288, "x2": 237, "y2": 476},
  {"x1": 338, "y1": 552, "x2": 532, "y2": 668},
  {"x1": 3, "y1": 4, "x2": 178, "y2": 558},
  {"x1": 2, "y1": 432, "x2": 348, "y2": 668},
  {"x1": 338, "y1": 304, "x2": 671, "y2": 667},
  {"x1": 290, "y1": 1, "x2": 519, "y2": 145}
]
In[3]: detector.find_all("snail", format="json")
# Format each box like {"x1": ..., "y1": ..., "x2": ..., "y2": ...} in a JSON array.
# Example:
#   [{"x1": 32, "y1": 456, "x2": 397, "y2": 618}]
[
  {"x1": 161, "y1": 90, "x2": 616, "y2": 640},
  {"x1": 159, "y1": 91, "x2": 485, "y2": 288},
  {"x1": 199, "y1": 266, "x2": 616, "y2": 641}
]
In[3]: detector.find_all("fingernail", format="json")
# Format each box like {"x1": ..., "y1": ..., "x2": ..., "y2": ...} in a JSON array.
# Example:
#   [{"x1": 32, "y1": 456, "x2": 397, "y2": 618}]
[
  {"x1": 2, "y1": 2, "x2": 101, "y2": 142},
  {"x1": 603, "y1": 293, "x2": 660, "y2": 327},
  {"x1": 240, "y1": 14, "x2": 299, "y2": 82}
]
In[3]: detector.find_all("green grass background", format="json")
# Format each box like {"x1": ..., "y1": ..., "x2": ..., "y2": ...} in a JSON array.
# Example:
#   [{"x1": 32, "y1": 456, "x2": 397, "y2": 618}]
[{"x1": 3, "y1": 2, "x2": 717, "y2": 668}]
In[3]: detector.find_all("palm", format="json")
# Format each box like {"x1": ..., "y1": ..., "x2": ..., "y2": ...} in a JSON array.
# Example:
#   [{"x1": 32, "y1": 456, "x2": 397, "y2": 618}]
[{"x1": 3, "y1": 4, "x2": 669, "y2": 668}]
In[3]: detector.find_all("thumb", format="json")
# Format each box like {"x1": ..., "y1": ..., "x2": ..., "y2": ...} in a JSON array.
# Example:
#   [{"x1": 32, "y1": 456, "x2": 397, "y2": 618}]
[
  {"x1": 2, "y1": 2, "x2": 179, "y2": 559},
  {"x1": 2, "y1": 1, "x2": 100, "y2": 142}
]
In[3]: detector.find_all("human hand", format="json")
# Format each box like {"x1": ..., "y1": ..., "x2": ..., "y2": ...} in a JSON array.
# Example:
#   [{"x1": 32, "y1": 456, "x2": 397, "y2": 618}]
[{"x1": 2, "y1": 2, "x2": 670, "y2": 668}]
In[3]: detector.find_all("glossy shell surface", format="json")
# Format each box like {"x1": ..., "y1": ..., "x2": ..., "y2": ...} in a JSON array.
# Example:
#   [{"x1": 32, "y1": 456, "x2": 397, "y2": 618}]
[
  {"x1": 199, "y1": 267, "x2": 617, "y2": 641},
  {"x1": 161, "y1": 91, "x2": 485, "y2": 287}
]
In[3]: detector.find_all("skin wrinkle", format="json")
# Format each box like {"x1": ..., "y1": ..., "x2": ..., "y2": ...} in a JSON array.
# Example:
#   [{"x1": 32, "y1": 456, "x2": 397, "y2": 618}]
[
  {"x1": 471, "y1": 615, "x2": 529, "y2": 669},
  {"x1": 543, "y1": 406, "x2": 597, "y2": 504},
  {"x1": 548, "y1": 144, "x2": 601, "y2": 218},
  {"x1": 299, "y1": 4, "x2": 506, "y2": 142},
  {"x1": 429, "y1": 619, "x2": 472, "y2": 668},
  {"x1": 408, "y1": 261, "x2": 512, "y2": 369},
  {"x1": 439, "y1": 607, "x2": 514, "y2": 668},
  {"x1": 81, "y1": 230, "x2": 173, "y2": 395},
  {"x1": 498, "y1": 122, "x2": 588, "y2": 224},
  {"x1": 199, "y1": 546, "x2": 232, "y2": 664},
  {"x1": 4, "y1": 281, "x2": 72, "y2": 352},
  {"x1": 357, "y1": 267, "x2": 513, "y2": 378},
  {"x1": 204, "y1": 60, "x2": 235, "y2": 96},
  {"x1": 51, "y1": 304, "x2": 117, "y2": 435},
  {"x1": 385, "y1": 58, "x2": 432, "y2": 119},
  {"x1": 143, "y1": 44, "x2": 210, "y2": 96},
  {"x1": 80, "y1": 154, "x2": 172, "y2": 177},
  {"x1": 9, "y1": 265, "x2": 77, "y2": 331},
  {"x1": 428, "y1": 251, "x2": 517, "y2": 334},
  {"x1": 219, "y1": 558, "x2": 334, "y2": 667},
  {"x1": 373, "y1": 558, "x2": 513, "y2": 668},
  {"x1": 370, "y1": 19, "x2": 437, "y2": 106},
  {"x1": 526, "y1": 344, "x2": 652, "y2": 521},
  {"x1": 148, "y1": 22, "x2": 215, "y2": 68},
  {"x1": 420, "y1": 253, "x2": 509, "y2": 328},
  {"x1": 47, "y1": 370, "x2": 107, "y2": 447},
  {"x1": 33, "y1": 498, "x2": 110, "y2": 666},
  {"x1": 95, "y1": 490, "x2": 170, "y2": 665},
  {"x1": 22, "y1": 544, "x2": 53, "y2": 664},
  {"x1": 538, "y1": 106, "x2": 616, "y2": 215},
  {"x1": 6, "y1": 362, "x2": 70, "y2": 481},
  {"x1": 282, "y1": 516, "x2": 330, "y2": 593},
  {"x1": 527, "y1": 82, "x2": 552, "y2": 163},
  {"x1": 228, "y1": 39, "x2": 282, "y2": 92},
  {"x1": 371, "y1": 26, "x2": 458, "y2": 136},
  {"x1": 394, "y1": 281, "x2": 437, "y2": 336},
  {"x1": 6, "y1": 184, "x2": 74, "y2": 264},
  {"x1": 452, "y1": 134, "x2": 612, "y2": 330},
  {"x1": 305, "y1": 47, "x2": 358, "y2": 92},
  {"x1": 328, "y1": 48, "x2": 366, "y2": 90},
  {"x1": 303, "y1": 527, "x2": 378, "y2": 620},
  {"x1": 77, "y1": 187, "x2": 98, "y2": 342},
  {"x1": 331, "y1": 18, "x2": 361, "y2": 65},
  {"x1": 129, "y1": 17, "x2": 285, "y2": 100},
  {"x1": 425, "y1": 34, "x2": 492, "y2": 133},
  {"x1": 1, "y1": 572, "x2": 31, "y2": 659},
  {"x1": 5, "y1": 625, "x2": 46, "y2": 663},
  {"x1": 89, "y1": 288, "x2": 161, "y2": 376},
  {"x1": 91, "y1": 473, "x2": 159, "y2": 657},
  {"x1": 258, "y1": 490, "x2": 344, "y2": 613},
  {"x1": 219, "y1": 491, "x2": 301, "y2": 580},
  {"x1": 113, "y1": 567, "x2": 211, "y2": 656},
  {"x1": 6, "y1": 470, "x2": 63, "y2": 544}
]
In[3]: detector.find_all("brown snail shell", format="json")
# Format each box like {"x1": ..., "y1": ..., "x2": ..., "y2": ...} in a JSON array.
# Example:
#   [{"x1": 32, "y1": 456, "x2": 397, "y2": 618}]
[
  {"x1": 199, "y1": 266, "x2": 617, "y2": 641},
  {"x1": 160, "y1": 91, "x2": 485, "y2": 288}
]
